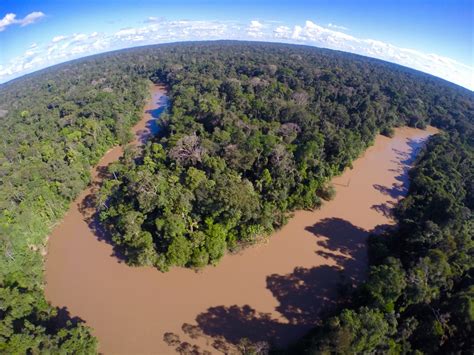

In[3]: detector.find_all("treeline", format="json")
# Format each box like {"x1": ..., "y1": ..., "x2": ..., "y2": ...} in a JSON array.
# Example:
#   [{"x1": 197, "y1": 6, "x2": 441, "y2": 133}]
[
  {"x1": 290, "y1": 131, "x2": 473, "y2": 353},
  {"x1": 0, "y1": 41, "x2": 472, "y2": 352},
  {"x1": 99, "y1": 42, "x2": 473, "y2": 271}
]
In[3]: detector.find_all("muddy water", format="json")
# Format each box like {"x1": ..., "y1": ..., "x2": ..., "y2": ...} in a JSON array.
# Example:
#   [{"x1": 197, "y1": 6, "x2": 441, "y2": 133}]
[{"x1": 45, "y1": 86, "x2": 437, "y2": 354}]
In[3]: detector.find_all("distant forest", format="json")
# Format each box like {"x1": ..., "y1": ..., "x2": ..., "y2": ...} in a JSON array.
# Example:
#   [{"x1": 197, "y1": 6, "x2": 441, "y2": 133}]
[{"x1": 0, "y1": 41, "x2": 472, "y2": 353}]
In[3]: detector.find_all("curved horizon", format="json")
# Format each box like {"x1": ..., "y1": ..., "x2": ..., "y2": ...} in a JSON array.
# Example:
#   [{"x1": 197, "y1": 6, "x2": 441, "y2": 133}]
[
  {"x1": 1, "y1": 3, "x2": 473, "y2": 91},
  {"x1": 1, "y1": 39, "x2": 472, "y2": 93}
]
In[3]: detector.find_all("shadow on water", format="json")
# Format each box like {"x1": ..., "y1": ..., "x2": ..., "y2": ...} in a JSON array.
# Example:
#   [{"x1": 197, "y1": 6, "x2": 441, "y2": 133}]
[
  {"x1": 371, "y1": 137, "x2": 426, "y2": 218},
  {"x1": 45, "y1": 306, "x2": 88, "y2": 332},
  {"x1": 371, "y1": 201, "x2": 396, "y2": 218},
  {"x1": 174, "y1": 218, "x2": 387, "y2": 351}
]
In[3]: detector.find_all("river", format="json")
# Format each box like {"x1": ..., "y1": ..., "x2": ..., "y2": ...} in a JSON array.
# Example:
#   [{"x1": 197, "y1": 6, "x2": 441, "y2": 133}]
[{"x1": 45, "y1": 83, "x2": 438, "y2": 354}]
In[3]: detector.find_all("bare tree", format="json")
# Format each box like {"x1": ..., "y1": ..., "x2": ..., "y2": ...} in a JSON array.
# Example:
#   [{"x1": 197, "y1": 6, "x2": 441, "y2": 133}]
[
  {"x1": 169, "y1": 133, "x2": 205, "y2": 165},
  {"x1": 271, "y1": 144, "x2": 293, "y2": 173},
  {"x1": 266, "y1": 64, "x2": 278, "y2": 76},
  {"x1": 278, "y1": 122, "x2": 301, "y2": 140},
  {"x1": 292, "y1": 91, "x2": 309, "y2": 106}
]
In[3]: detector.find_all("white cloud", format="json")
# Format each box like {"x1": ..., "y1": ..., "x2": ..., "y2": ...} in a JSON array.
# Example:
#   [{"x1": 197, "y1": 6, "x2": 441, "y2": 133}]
[
  {"x1": 52, "y1": 35, "x2": 68, "y2": 42},
  {"x1": 72, "y1": 33, "x2": 88, "y2": 41},
  {"x1": 115, "y1": 27, "x2": 138, "y2": 37},
  {"x1": 328, "y1": 23, "x2": 348, "y2": 31},
  {"x1": 1, "y1": 18, "x2": 472, "y2": 90},
  {"x1": 0, "y1": 11, "x2": 45, "y2": 31},
  {"x1": 18, "y1": 11, "x2": 45, "y2": 27},
  {"x1": 145, "y1": 16, "x2": 164, "y2": 24},
  {"x1": 249, "y1": 20, "x2": 263, "y2": 29},
  {"x1": 0, "y1": 13, "x2": 17, "y2": 31},
  {"x1": 247, "y1": 20, "x2": 264, "y2": 38}
]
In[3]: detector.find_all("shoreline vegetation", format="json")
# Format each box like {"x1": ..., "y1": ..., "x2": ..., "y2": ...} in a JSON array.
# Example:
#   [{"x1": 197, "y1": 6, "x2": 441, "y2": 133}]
[
  {"x1": 0, "y1": 41, "x2": 472, "y2": 353},
  {"x1": 289, "y1": 132, "x2": 473, "y2": 354},
  {"x1": 0, "y1": 62, "x2": 151, "y2": 353}
]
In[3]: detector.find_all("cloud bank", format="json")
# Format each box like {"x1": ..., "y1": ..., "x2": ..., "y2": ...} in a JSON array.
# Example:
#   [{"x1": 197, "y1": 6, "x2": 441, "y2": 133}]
[
  {"x1": 327, "y1": 23, "x2": 348, "y2": 31},
  {"x1": 0, "y1": 11, "x2": 45, "y2": 32},
  {"x1": 1, "y1": 18, "x2": 472, "y2": 90}
]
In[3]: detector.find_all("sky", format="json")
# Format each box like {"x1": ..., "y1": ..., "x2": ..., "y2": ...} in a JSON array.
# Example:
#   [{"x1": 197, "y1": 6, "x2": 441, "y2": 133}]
[{"x1": 0, "y1": 0, "x2": 473, "y2": 89}]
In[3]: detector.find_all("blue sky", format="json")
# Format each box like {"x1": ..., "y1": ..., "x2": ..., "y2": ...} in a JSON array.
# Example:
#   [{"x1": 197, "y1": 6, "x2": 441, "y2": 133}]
[{"x1": 1, "y1": 0, "x2": 473, "y2": 89}]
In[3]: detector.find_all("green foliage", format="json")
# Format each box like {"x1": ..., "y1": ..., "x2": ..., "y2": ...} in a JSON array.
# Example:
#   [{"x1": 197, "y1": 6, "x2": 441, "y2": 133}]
[
  {"x1": 166, "y1": 234, "x2": 193, "y2": 267},
  {"x1": 0, "y1": 41, "x2": 472, "y2": 351},
  {"x1": 362, "y1": 257, "x2": 406, "y2": 312},
  {"x1": 310, "y1": 307, "x2": 395, "y2": 353}
]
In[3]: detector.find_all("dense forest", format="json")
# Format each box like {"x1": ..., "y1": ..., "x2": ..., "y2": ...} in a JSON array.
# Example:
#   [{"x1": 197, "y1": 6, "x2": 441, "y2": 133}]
[{"x1": 0, "y1": 41, "x2": 472, "y2": 353}]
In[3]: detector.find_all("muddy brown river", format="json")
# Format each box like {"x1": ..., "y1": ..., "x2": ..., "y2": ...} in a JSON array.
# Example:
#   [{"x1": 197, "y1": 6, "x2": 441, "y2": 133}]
[{"x1": 45, "y1": 84, "x2": 438, "y2": 354}]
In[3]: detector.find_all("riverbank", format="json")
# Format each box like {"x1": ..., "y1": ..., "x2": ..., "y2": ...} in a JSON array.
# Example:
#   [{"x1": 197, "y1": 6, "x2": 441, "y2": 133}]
[{"x1": 45, "y1": 86, "x2": 437, "y2": 353}]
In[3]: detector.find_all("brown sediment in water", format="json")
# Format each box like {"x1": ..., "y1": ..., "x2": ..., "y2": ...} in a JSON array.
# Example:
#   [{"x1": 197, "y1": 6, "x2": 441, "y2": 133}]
[{"x1": 44, "y1": 85, "x2": 438, "y2": 354}]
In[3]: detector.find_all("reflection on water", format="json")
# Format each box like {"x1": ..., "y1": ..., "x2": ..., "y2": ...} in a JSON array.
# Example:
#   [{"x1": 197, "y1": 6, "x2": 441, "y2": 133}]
[{"x1": 146, "y1": 93, "x2": 169, "y2": 135}]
